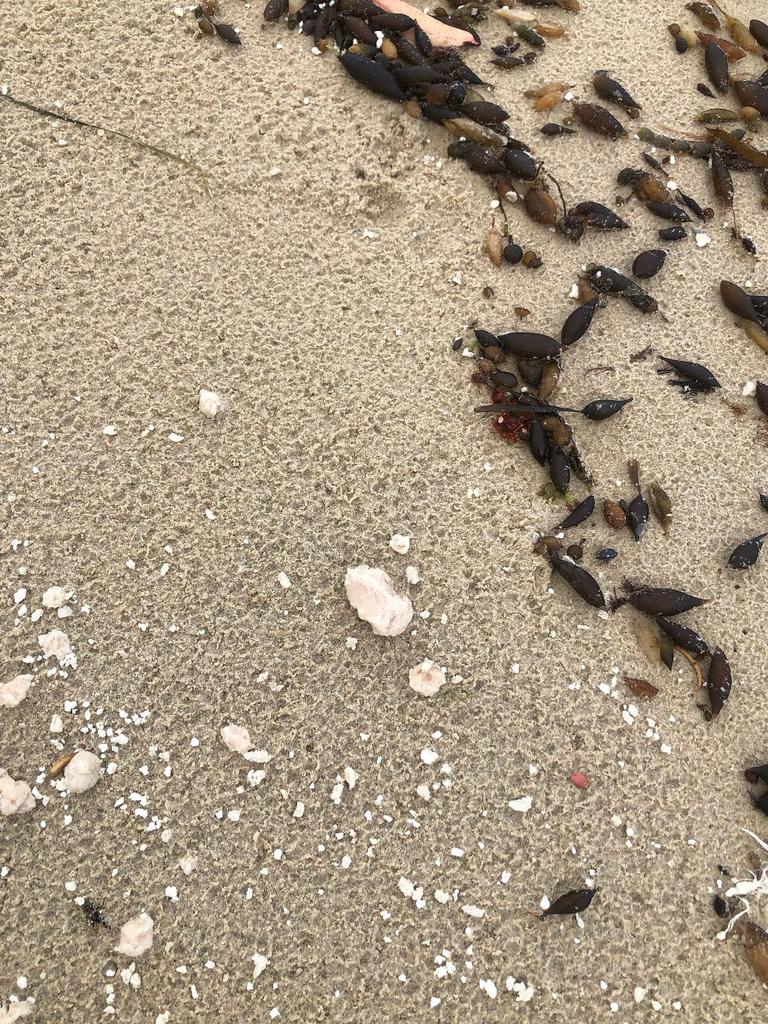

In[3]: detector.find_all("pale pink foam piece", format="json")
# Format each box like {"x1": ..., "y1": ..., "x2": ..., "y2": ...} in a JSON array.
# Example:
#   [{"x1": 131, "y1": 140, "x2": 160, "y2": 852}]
[
  {"x1": 345, "y1": 565, "x2": 413, "y2": 637},
  {"x1": 376, "y1": 0, "x2": 477, "y2": 47},
  {"x1": 116, "y1": 913, "x2": 154, "y2": 957},
  {"x1": 0, "y1": 773, "x2": 36, "y2": 816},
  {"x1": 220, "y1": 724, "x2": 252, "y2": 754},
  {"x1": 0, "y1": 674, "x2": 33, "y2": 708}
]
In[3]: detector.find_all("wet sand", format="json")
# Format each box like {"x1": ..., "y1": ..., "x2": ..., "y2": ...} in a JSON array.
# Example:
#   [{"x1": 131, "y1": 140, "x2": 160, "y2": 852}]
[{"x1": 1, "y1": 1, "x2": 768, "y2": 1021}]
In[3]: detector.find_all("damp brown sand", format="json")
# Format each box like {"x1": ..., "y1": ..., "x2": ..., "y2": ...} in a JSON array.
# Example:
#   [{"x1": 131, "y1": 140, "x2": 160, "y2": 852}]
[{"x1": 1, "y1": 1, "x2": 768, "y2": 1021}]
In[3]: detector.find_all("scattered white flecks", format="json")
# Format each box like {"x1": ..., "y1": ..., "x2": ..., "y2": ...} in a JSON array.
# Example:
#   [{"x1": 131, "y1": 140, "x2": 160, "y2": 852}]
[
  {"x1": 479, "y1": 979, "x2": 497, "y2": 999},
  {"x1": 416, "y1": 783, "x2": 431, "y2": 801},
  {"x1": 38, "y1": 629, "x2": 72, "y2": 662},
  {"x1": 220, "y1": 724, "x2": 251, "y2": 755},
  {"x1": 252, "y1": 952, "x2": 270, "y2": 979},
  {"x1": 63, "y1": 751, "x2": 101, "y2": 794},
  {"x1": 293, "y1": 801, "x2": 305, "y2": 818},
  {"x1": 743, "y1": 380, "x2": 757, "y2": 397},
  {"x1": 277, "y1": 572, "x2": 292, "y2": 589},
  {"x1": 0, "y1": 773, "x2": 36, "y2": 816},
  {"x1": 168, "y1": 432, "x2": 184, "y2": 443},
  {"x1": 389, "y1": 534, "x2": 411, "y2": 555},
  {"x1": 343, "y1": 766, "x2": 358, "y2": 789},
  {"x1": 116, "y1": 913, "x2": 154, "y2": 957},
  {"x1": 362, "y1": 227, "x2": 379, "y2": 240},
  {"x1": 695, "y1": 231, "x2": 711, "y2": 248},
  {"x1": 462, "y1": 904, "x2": 485, "y2": 918},
  {"x1": 452, "y1": 272, "x2": 463, "y2": 286},
  {"x1": 0, "y1": 674, "x2": 33, "y2": 708},
  {"x1": 103, "y1": 424, "x2": 118, "y2": 436},
  {"x1": 421, "y1": 748, "x2": 439, "y2": 766},
  {"x1": 507, "y1": 978, "x2": 535, "y2": 1002},
  {"x1": 199, "y1": 388, "x2": 224, "y2": 418},
  {"x1": 42, "y1": 585, "x2": 70, "y2": 609},
  {"x1": 345, "y1": 636, "x2": 358, "y2": 650},
  {"x1": 398, "y1": 876, "x2": 415, "y2": 899},
  {"x1": 344, "y1": 565, "x2": 413, "y2": 637},
  {"x1": 409, "y1": 660, "x2": 446, "y2": 698},
  {"x1": 509, "y1": 796, "x2": 532, "y2": 813},
  {"x1": 634, "y1": 987, "x2": 647, "y2": 1004}
]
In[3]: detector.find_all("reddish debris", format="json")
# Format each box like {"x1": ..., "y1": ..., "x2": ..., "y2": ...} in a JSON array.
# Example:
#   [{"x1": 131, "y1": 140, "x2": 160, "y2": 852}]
[{"x1": 570, "y1": 771, "x2": 591, "y2": 789}]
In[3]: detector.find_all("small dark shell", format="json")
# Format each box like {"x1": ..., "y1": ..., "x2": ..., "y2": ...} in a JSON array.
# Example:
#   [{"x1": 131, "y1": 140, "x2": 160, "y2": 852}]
[
  {"x1": 698, "y1": 83, "x2": 716, "y2": 98},
  {"x1": 757, "y1": 382, "x2": 768, "y2": 416},
  {"x1": 581, "y1": 398, "x2": 632, "y2": 421},
  {"x1": 596, "y1": 547, "x2": 618, "y2": 561},
  {"x1": 464, "y1": 145, "x2": 507, "y2": 176},
  {"x1": 528, "y1": 418, "x2": 549, "y2": 465},
  {"x1": 264, "y1": 0, "x2": 288, "y2": 21},
  {"x1": 659, "y1": 226, "x2": 687, "y2": 241},
  {"x1": 734, "y1": 80, "x2": 768, "y2": 116},
  {"x1": 393, "y1": 65, "x2": 447, "y2": 87},
  {"x1": 461, "y1": 101, "x2": 509, "y2": 125},
  {"x1": 517, "y1": 356, "x2": 547, "y2": 385},
  {"x1": 632, "y1": 249, "x2": 666, "y2": 279},
  {"x1": 561, "y1": 298, "x2": 599, "y2": 346},
  {"x1": 627, "y1": 493, "x2": 650, "y2": 542},
  {"x1": 750, "y1": 20, "x2": 768, "y2": 48},
  {"x1": 603, "y1": 499, "x2": 627, "y2": 529},
  {"x1": 541, "y1": 887, "x2": 596, "y2": 918},
  {"x1": 540, "y1": 123, "x2": 576, "y2": 136},
  {"x1": 524, "y1": 188, "x2": 559, "y2": 226},
  {"x1": 658, "y1": 356, "x2": 721, "y2": 391},
  {"x1": 475, "y1": 328, "x2": 501, "y2": 350},
  {"x1": 646, "y1": 201, "x2": 691, "y2": 222},
  {"x1": 548, "y1": 444, "x2": 571, "y2": 494},
  {"x1": 342, "y1": 15, "x2": 377, "y2": 44},
  {"x1": 592, "y1": 70, "x2": 641, "y2": 116},
  {"x1": 705, "y1": 42, "x2": 730, "y2": 93},
  {"x1": 573, "y1": 102, "x2": 626, "y2": 138},
  {"x1": 414, "y1": 23, "x2": 433, "y2": 56},
  {"x1": 339, "y1": 52, "x2": 406, "y2": 101},
  {"x1": 503, "y1": 147, "x2": 539, "y2": 180},
  {"x1": 556, "y1": 495, "x2": 595, "y2": 531},
  {"x1": 760, "y1": 492, "x2": 768, "y2": 512},
  {"x1": 497, "y1": 331, "x2": 561, "y2": 359},
  {"x1": 676, "y1": 190, "x2": 711, "y2": 221},
  {"x1": 720, "y1": 280, "x2": 760, "y2": 323},
  {"x1": 214, "y1": 22, "x2": 242, "y2": 43},
  {"x1": 706, "y1": 647, "x2": 732, "y2": 718},
  {"x1": 627, "y1": 587, "x2": 708, "y2": 616},
  {"x1": 686, "y1": 3, "x2": 720, "y2": 32},
  {"x1": 713, "y1": 895, "x2": 731, "y2": 919},
  {"x1": 550, "y1": 554, "x2": 606, "y2": 608},
  {"x1": 488, "y1": 370, "x2": 519, "y2": 390},
  {"x1": 711, "y1": 149, "x2": 735, "y2": 206},
  {"x1": 586, "y1": 264, "x2": 634, "y2": 294},
  {"x1": 727, "y1": 533, "x2": 767, "y2": 569},
  {"x1": 655, "y1": 616, "x2": 709, "y2": 656},
  {"x1": 745, "y1": 764, "x2": 768, "y2": 785},
  {"x1": 569, "y1": 201, "x2": 629, "y2": 230}
]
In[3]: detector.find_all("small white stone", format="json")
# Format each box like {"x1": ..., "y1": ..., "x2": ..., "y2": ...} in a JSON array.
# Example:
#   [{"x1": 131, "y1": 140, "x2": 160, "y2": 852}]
[
  {"x1": 409, "y1": 660, "x2": 446, "y2": 698},
  {"x1": 64, "y1": 751, "x2": 101, "y2": 794},
  {"x1": 508, "y1": 796, "x2": 532, "y2": 813},
  {"x1": 38, "y1": 629, "x2": 72, "y2": 661},
  {"x1": 416, "y1": 783, "x2": 431, "y2": 801},
  {"x1": 103, "y1": 424, "x2": 118, "y2": 436},
  {"x1": 293, "y1": 801, "x2": 305, "y2": 818},
  {"x1": 199, "y1": 389, "x2": 224, "y2": 418},
  {"x1": 405, "y1": 565, "x2": 420, "y2": 585},
  {"x1": 243, "y1": 749, "x2": 271, "y2": 764},
  {"x1": 634, "y1": 987, "x2": 647, "y2": 1004},
  {"x1": 695, "y1": 232, "x2": 711, "y2": 248},
  {"x1": 50, "y1": 714, "x2": 64, "y2": 733},
  {"x1": 42, "y1": 585, "x2": 70, "y2": 609},
  {"x1": 420, "y1": 748, "x2": 439, "y2": 766},
  {"x1": 116, "y1": 913, "x2": 154, "y2": 957},
  {"x1": 0, "y1": 773, "x2": 36, "y2": 816},
  {"x1": 168, "y1": 432, "x2": 184, "y2": 443},
  {"x1": 252, "y1": 952, "x2": 269, "y2": 978},
  {"x1": 343, "y1": 766, "x2": 358, "y2": 789},
  {"x1": 389, "y1": 534, "x2": 411, "y2": 555},
  {"x1": 462, "y1": 904, "x2": 485, "y2": 918},
  {"x1": 277, "y1": 572, "x2": 292, "y2": 589}
]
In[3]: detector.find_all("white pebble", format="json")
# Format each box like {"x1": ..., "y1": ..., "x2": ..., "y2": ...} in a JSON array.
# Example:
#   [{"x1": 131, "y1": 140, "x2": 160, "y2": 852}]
[
  {"x1": 344, "y1": 565, "x2": 413, "y2": 637},
  {"x1": 389, "y1": 534, "x2": 411, "y2": 555},
  {"x1": 63, "y1": 750, "x2": 101, "y2": 794},
  {"x1": 116, "y1": 913, "x2": 154, "y2": 957},
  {"x1": 409, "y1": 659, "x2": 446, "y2": 698},
  {"x1": 199, "y1": 388, "x2": 224, "y2": 418}
]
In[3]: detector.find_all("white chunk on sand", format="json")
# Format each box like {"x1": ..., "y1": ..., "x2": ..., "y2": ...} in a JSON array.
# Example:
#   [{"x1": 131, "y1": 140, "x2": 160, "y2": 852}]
[
  {"x1": 344, "y1": 565, "x2": 413, "y2": 637},
  {"x1": 252, "y1": 952, "x2": 270, "y2": 979},
  {"x1": 50, "y1": 714, "x2": 64, "y2": 733},
  {"x1": 343, "y1": 766, "x2": 358, "y2": 789},
  {"x1": 0, "y1": 674, "x2": 33, "y2": 708},
  {"x1": 409, "y1": 659, "x2": 446, "y2": 698},
  {"x1": 199, "y1": 388, "x2": 224, "y2": 418},
  {"x1": 116, "y1": 913, "x2": 154, "y2": 957},
  {"x1": 0, "y1": 1001, "x2": 33, "y2": 1022},
  {"x1": 38, "y1": 629, "x2": 72, "y2": 661},
  {"x1": 63, "y1": 751, "x2": 101, "y2": 794},
  {"x1": 42, "y1": 585, "x2": 70, "y2": 609},
  {"x1": 405, "y1": 565, "x2": 420, "y2": 585},
  {"x1": 420, "y1": 748, "x2": 439, "y2": 766},
  {"x1": 0, "y1": 771, "x2": 36, "y2": 816},
  {"x1": 221, "y1": 724, "x2": 252, "y2": 755},
  {"x1": 509, "y1": 796, "x2": 532, "y2": 813},
  {"x1": 277, "y1": 572, "x2": 292, "y2": 589},
  {"x1": 389, "y1": 534, "x2": 411, "y2": 555}
]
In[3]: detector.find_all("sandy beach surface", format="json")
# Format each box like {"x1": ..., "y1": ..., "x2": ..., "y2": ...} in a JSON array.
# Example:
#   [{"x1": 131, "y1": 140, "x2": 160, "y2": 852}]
[{"x1": 2, "y1": 1, "x2": 768, "y2": 1020}]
